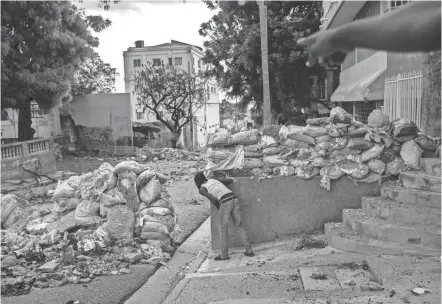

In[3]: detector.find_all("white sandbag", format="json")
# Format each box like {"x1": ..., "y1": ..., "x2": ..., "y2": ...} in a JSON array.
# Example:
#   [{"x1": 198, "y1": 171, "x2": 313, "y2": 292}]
[
  {"x1": 75, "y1": 200, "x2": 100, "y2": 221},
  {"x1": 278, "y1": 125, "x2": 290, "y2": 141},
  {"x1": 243, "y1": 158, "x2": 265, "y2": 169},
  {"x1": 367, "y1": 110, "x2": 389, "y2": 128},
  {"x1": 141, "y1": 220, "x2": 171, "y2": 235},
  {"x1": 231, "y1": 130, "x2": 260, "y2": 145},
  {"x1": 260, "y1": 135, "x2": 278, "y2": 148},
  {"x1": 400, "y1": 140, "x2": 423, "y2": 169},
  {"x1": 295, "y1": 166, "x2": 320, "y2": 179},
  {"x1": 303, "y1": 125, "x2": 328, "y2": 138},
  {"x1": 281, "y1": 139, "x2": 309, "y2": 149},
  {"x1": 347, "y1": 138, "x2": 374, "y2": 150},
  {"x1": 141, "y1": 207, "x2": 172, "y2": 216},
  {"x1": 315, "y1": 135, "x2": 332, "y2": 143},
  {"x1": 297, "y1": 148, "x2": 318, "y2": 161},
  {"x1": 328, "y1": 148, "x2": 361, "y2": 159},
  {"x1": 99, "y1": 188, "x2": 126, "y2": 217},
  {"x1": 262, "y1": 125, "x2": 282, "y2": 141},
  {"x1": 306, "y1": 117, "x2": 330, "y2": 126},
  {"x1": 312, "y1": 157, "x2": 331, "y2": 168},
  {"x1": 339, "y1": 162, "x2": 369, "y2": 179},
  {"x1": 361, "y1": 145, "x2": 385, "y2": 163},
  {"x1": 330, "y1": 107, "x2": 353, "y2": 124},
  {"x1": 114, "y1": 160, "x2": 148, "y2": 175},
  {"x1": 390, "y1": 118, "x2": 418, "y2": 139},
  {"x1": 139, "y1": 231, "x2": 170, "y2": 240},
  {"x1": 262, "y1": 146, "x2": 285, "y2": 156},
  {"x1": 263, "y1": 155, "x2": 289, "y2": 167},
  {"x1": 53, "y1": 180, "x2": 75, "y2": 200},
  {"x1": 334, "y1": 137, "x2": 348, "y2": 150},
  {"x1": 315, "y1": 142, "x2": 335, "y2": 152},
  {"x1": 53, "y1": 197, "x2": 81, "y2": 213},
  {"x1": 272, "y1": 166, "x2": 296, "y2": 176},
  {"x1": 139, "y1": 178, "x2": 162, "y2": 205},
  {"x1": 1, "y1": 194, "x2": 20, "y2": 226},
  {"x1": 118, "y1": 171, "x2": 140, "y2": 212},
  {"x1": 102, "y1": 205, "x2": 135, "y2": 241},
  {"x1": 287, "y1": 133, "x2": 316, "y2": 145},
  {"x1": 320, "y1": 165, "x2": 346, "y2": 180},
  {"x1": 289, "y1": 159, "x2": 310, "y2": 168},
  {"x1": 349, "y1": 172, "x2": 382, "y2": 184},
  {"x1": 368, "y1": 159, "x2": 386, "y2": 175}
]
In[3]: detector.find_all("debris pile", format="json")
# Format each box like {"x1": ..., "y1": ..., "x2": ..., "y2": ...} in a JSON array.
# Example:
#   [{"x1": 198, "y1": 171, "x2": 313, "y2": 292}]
[
  {"x1": 205, "y1": 108, "x2": 440, "y2": 190},
  {"x1": 138, "y1": 146, "x2": 202, "y2": 162},
  {"x1": 1, "y1": 160, "x2": 179, "y2": 296}
]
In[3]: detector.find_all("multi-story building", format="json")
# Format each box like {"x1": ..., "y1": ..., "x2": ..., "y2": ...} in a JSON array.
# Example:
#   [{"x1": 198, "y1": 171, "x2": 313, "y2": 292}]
[
  {"x1": 320, "y1": 0, "x2": 439, "y2": 136},
  {"x1": 123, "y1": 40, "x2": 220, "y2": 149}
]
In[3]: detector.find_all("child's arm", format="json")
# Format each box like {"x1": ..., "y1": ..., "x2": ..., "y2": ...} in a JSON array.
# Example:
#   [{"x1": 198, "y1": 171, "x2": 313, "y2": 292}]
[
  {"x1": 213, "y1": 176, "x2": 234, "y2": 185},
  {"x1": 298, "y1": 1, "x2": 441, "y2": 67}
]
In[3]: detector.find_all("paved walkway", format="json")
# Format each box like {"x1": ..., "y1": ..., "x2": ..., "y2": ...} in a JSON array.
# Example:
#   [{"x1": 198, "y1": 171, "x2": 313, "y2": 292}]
[{"x1": 162, "y1": 236, "x2": 441, "y2": 304}]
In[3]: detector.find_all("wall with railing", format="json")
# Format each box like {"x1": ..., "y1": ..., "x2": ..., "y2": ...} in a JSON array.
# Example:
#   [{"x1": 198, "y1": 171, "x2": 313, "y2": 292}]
[{"x1": 1, "y1": 137, "x2": 57, "y2": 182}]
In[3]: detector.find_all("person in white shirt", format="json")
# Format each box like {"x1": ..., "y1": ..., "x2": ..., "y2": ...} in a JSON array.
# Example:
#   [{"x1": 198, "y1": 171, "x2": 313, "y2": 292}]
[{"x1": 194, "y1": 172, "x2": 254, "y2": 260}]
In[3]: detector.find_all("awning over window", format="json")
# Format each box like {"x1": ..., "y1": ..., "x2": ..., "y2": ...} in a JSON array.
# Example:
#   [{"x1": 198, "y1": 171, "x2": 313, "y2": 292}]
[
  {"x1": 132, "y1": 122, "x2": 161, "y2": 133},
  {"x1": 330, "y1": 69, "x2": 386, "y2": 102}
]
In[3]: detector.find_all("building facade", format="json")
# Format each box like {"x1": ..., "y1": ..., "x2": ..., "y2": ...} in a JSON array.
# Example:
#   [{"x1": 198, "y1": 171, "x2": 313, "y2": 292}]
[
  {"x1": 320, "y1": 0, "x2": 438, "y2": 134},
  {"x1": 123, "y1": 40, "x2": 220, "y2": 149}
]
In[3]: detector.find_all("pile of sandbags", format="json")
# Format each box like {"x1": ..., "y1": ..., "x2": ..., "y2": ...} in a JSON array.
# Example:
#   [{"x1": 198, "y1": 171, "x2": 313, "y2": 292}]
[
  {"x1": 51, "y1": 160, "x2": 177, "y2": 253},
  {"x1": 204, "y1": 107, "x2": 440, "y2": 190}
]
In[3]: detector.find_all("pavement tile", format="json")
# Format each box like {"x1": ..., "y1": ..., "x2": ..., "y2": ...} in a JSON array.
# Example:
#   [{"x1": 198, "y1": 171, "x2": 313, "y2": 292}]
[
  {"x1": 334, "y1": 268, "x2": 373, "y2": 289},
  {"x1": 299, "y1": 267, "x2": 341, "y2": 291},
  {"x1": 198, "y1": 252, "x2": 243, "y2": 273}
]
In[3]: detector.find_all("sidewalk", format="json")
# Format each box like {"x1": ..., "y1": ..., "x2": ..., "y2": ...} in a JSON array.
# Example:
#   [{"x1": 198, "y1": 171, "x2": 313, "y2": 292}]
[{"x1": 162, "y1": 233, "x2": 440, "y2": 304}]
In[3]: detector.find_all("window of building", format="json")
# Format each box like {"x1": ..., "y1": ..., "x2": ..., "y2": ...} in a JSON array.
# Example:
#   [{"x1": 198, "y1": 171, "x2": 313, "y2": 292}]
[
  {"x1": 168, "y1": 58, "x2": 173, "y2": 66},
  {"x1": 136, "y1": 112, "x2": 144, "y2": 120},
  {"x1": 133, "y1": 59, "x2": 141, "y2": 68},
  {"x1": 1, "y1": 109, "x2": 9, "y2": 121},
  {"x1": 389, "y1": 0, "x2": 408, "y2": 11},
  {"x1": 153, "y1": 58, "x2": 162, "y2": 67},
  {"x1": 174, "y1": 57, "x2": 183, "y2": 66},
  {"x1": 31, "y1": 101, "x2": 42, "y2": 118}
]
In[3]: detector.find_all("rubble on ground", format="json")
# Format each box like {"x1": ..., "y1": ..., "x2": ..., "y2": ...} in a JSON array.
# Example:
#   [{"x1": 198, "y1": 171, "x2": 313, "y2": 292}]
[
  {"x1": 205, "y1": 108, "x2": 440, "y2": 190},
  {"x1": 138, "y1": 146, "x2": 203, "y2": 163},
  {"x1": 0, "y1": 160, "x2": 180, "y2": 297}
]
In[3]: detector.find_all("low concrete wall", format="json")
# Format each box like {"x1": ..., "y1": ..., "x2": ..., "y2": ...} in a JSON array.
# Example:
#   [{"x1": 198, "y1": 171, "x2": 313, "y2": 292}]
[
  {"x1": 210, "y1": 176, "x2": 380, "y2": 250},
  {"x1": 1, "y1": 138, "x2": 57, "y2": 182}
]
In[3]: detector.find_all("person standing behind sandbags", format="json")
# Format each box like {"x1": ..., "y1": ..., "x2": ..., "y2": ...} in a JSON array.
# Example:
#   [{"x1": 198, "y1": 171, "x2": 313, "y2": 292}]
[{"x1": 194, "y1": 172, "x2": 254, "y2": 261}]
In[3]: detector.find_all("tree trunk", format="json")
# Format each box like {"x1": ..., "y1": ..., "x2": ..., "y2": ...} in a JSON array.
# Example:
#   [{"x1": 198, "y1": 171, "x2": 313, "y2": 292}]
[
  {"x1": 18, "y1": 103, "x2": 33, "y2": 142},
  {"x1": 171, "y1": 130, "x2": 181, "y2": 149}
]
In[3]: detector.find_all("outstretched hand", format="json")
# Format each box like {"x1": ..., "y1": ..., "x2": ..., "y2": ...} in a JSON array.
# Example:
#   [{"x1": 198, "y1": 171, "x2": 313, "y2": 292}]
[{"x1": 297, "y1": 29, "x2": 352, "y2": 67}]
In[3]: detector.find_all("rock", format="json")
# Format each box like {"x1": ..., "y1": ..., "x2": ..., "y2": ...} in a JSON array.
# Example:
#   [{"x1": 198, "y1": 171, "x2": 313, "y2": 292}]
[
  {"x1": 110, "y1": 270, "x2": 118, "y2": 275},
  {"x1": 1, "y1": 256, "x2": 18, "y2": 268},
  {"x1": 92, "y1": 269, "x2": 103, "y2": 276},
  {"x1": 33, "y1": 281, "x2": 49, "y2": 289},
  {"x1": 39, "y1": 261, "x2": 59, "y2": 273},
  {"x1": 77, "y1": 255, "x2": 94, "y2": 261},
  {"x1": 344, "y1": 279, "x2": 356, "y2": 286},
  {"x1": 102, "y1": 205, "x2": 135, "y2": 241},
  {"x1": 65, "y1": 274, "x2": 80, "y2": 284},
  {"x1": 123, "y1": 252, "x2": 142, "y2": 263},
  {"x1": 360, "y1": 283, "x2": 384, "y2": 292},
  {"x1": 119, "y1": 268, "x2": 131, "y2": 274},
  {"x1": 79, "y1": 278, "x2": 91, "y2": 284},
  {"x1": 47, "y1": 273, "x2": 64, "y2": 281}
]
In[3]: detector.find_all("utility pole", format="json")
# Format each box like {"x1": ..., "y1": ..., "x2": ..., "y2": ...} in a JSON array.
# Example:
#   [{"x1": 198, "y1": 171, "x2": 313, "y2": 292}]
[{"x1": 258, "y1": 0, "x2": 271, "y2": 127}]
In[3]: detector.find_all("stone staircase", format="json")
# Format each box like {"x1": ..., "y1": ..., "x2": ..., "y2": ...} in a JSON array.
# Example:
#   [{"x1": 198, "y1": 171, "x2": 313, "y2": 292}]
[{"x1": 325, "y1": 158, "x2": 441, "y2": 257}]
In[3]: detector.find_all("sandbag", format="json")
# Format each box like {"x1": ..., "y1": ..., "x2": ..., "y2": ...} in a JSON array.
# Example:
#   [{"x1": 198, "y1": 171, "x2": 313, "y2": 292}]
[
  {"x1": 390, "y1": 118, "x2": 418, "y2": 139},
  {"x1": 306, "y1": 117, "x2": 330, "y2": 126},
  {"x1": 327, "y1": 124, "x2": 341, "y2": 138},
  {"x1": 287, "y1": 125, "x2": 304, "y2": 135},
  {"x1": 380, "y1": 148, "x2": 397, "y2": 164},
  {"x1": 99, "y1": 188, "x2": 126, "y2": 217},
  {"x1": 400, "y1": 140, "x2": 423, "y2": 169},
  {"x1": 263, "y1": 155, "x2": 289, "y2": 167},
  {"x1": 287, "y1": 133, "x2": 316, "y2": 145},
  {"x1": 303, "y1": 125, "x2": 328, "y2": 138},
  {"x1": 368, "y1": 110, "x2": 389, "y2": 128},
  {"x1": 295, "y1": 166, "x2": 320, "y2": 180},
  {"x1": 244, "y1": 150, "x2": 263, "y2": 158},
  {"x1": 312, "y1": 157, "x2": 331, "y2": 168},
  {"x1": 54, "y1": 197, "x2": 81, "y2": 214},
  {"x1": 367, "y1": 159, "x2": 386, "y2": 175},
  {"x1": 339, "y1": 161, "x2": 369, "y2": 179},
  {"x1": 139, "y1": 178, "x2": 162, "y2": 205},
  {"x1": 297, "y1": 148, "x2": 318, "y2": 161},
  {"x1": 208, "y1": 131, "x2": 232, "y2": 146},
  {"x1": 106, "y1": 173, "x2": 118, "y2": 190},
  {"x1": 415, "y1": 135, "x2": 440, "y2": 151},
  {"x1": 118, "y1": 171, "x2": 140, "y2": 212},
  {"x1": 330, "y1": 107, "x2": 353, "y2": 124},
  {"x1": 102, "y1": 205, "x2": 135, "y2": 241},
  {"x1": 278, "y1": 125, "x2": 290, "y2": 141},
  {"x1": 260, "y1": 135, "x2": 278, "y2": 148},
  {"x1": 289, "y1": 159, "x2": 310, "y2": 168},
  {"x1": 141, "y1": 213, "x2": 175, "y2": 231},
  {"x1": 315, "y1": 142, "x2": 335, "y2": 152},
  {"x1": 139, "y1": 231, "x2": 170, "y2": 240},
  {"x1": 231, "y1": 130, "x2": 260, "y2": 145},
  {"x1": 281, "y1": 139, "x2": 309, "y2": 149},
  {"x1": 53, "y1": 180, "x2": 75, "y2": 200},
  {"x1": 243, "y1": 158, "x2": 265, "y2": 169},
  {"x1": 141, "y1": 220, "x2": 171, "y2": 235},
  {"x1": 386, "y1": 157, "x2": 406, "y2": 175},
  {"x1": 262, "y1": 125, "x2": 282, "y2": 141},
  {"x1": 244, "y1": 145, "x2": 261, "y2": 152},
  {"x1": 114, "y1": 161, "x2": 147, "y2": 175},
  {"x1": 141, "y1": 207, "x2": 172, "y2": 216},
  {"x1": 329, "y1": 148, "x2": 361, "y2": 159},
  {"x1": 262, "y1": 146, "x2": 285, "y2": 156},
  {"x1": 334, "y1": 137, "x2": 348, "y2": 150},
  {"x1": 75, "y1": 200, "x2": 100, "y2": 221},
  {"x1": 361, "y1": 145, "x2": 384, "y2": 163},
  {"x1": 320, "y1": 165, "x2": 346, "y2": 180},
  {"x1": 349, "y1": 172, "x2": 382, "y2": 184},
  {"x1": 1, "y1": 194, "x2": 20, "y2": 225},
  {"x1": 315, "y1": 135, "x2": 332, "y2": 143},
  {"x1": 347, "y1": 128, "x2": 367, "y2": 138},
  {"x1": 347, "y1": 138, "x2": 374, "y2": 150},
  {"x1": 272, "y1": 166, "x2": 296, "y2": 176}
]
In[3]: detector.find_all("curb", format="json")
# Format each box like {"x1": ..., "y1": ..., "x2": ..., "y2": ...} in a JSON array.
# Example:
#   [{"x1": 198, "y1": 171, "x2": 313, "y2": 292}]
[{"x1": 124, "y1": 216, "x2": 211, "y2": 304}]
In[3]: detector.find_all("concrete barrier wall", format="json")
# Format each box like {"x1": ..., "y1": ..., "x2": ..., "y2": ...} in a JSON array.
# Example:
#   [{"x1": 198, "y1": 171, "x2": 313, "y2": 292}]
[{"x1": 210, "y1": 176, "x2": 380, "y2": 250}]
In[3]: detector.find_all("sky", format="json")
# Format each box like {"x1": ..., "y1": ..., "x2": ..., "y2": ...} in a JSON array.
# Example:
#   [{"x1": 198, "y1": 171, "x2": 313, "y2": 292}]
[{"x1": 79, "y1": 0, "x2": 220, "y2": 95}]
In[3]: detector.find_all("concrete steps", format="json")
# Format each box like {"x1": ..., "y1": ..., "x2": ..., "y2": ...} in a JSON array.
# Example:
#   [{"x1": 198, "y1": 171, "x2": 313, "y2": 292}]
[
  {"x1": 399, "y1": 171, "x2": 441, "y2": 193},
  {"x1": 420, "y1": 158, "x2": 441, "y2": 177},
  {"x1": 325, "y1": 223, "x2": 441, "y2": 257},
  {"x1": 380, "y1": 184, "x2": 441, "y2": 208},
  {"x1": 343, "y1": 209, "x2": 441, "y2": 249},
  {"x1": 362, "y1": 197, "x2": 441, "y2": 227}
]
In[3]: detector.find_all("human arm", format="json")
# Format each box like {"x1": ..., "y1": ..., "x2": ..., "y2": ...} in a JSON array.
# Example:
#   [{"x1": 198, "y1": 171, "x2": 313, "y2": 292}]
[
  {"x1": 213, "y1": 176, "x2": 234, "y2": 185},
  {"x1": 298, "y1": 1, "x2": 441, "y2": 67},
  {"x1": 199, "y1": 186, "x2": 220, "y2": 209}
]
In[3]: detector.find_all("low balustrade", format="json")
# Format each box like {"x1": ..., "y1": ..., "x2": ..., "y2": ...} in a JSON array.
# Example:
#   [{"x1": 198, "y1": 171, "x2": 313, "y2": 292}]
[{"x1": 1, "y1": 137, "x2": 53, "y2": 160}]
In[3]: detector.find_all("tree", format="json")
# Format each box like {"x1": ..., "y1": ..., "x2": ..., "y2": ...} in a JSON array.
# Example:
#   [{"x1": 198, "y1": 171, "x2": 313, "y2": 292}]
[
  {"x1": 72, "y1": 51, "x2": 119, "y2": 95},
  {"x1": 132, "y1": 62, "x2": 207, "y2": 148},
  {"x1": 1, "y1": 1, "x2": 111, "y2": 141},
  {"x1": 200, "y1": 1, "x2": 324, "y2": 117},
  {"x1": 220, "y1": 98, "x2": 237, "y2": 117}
]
